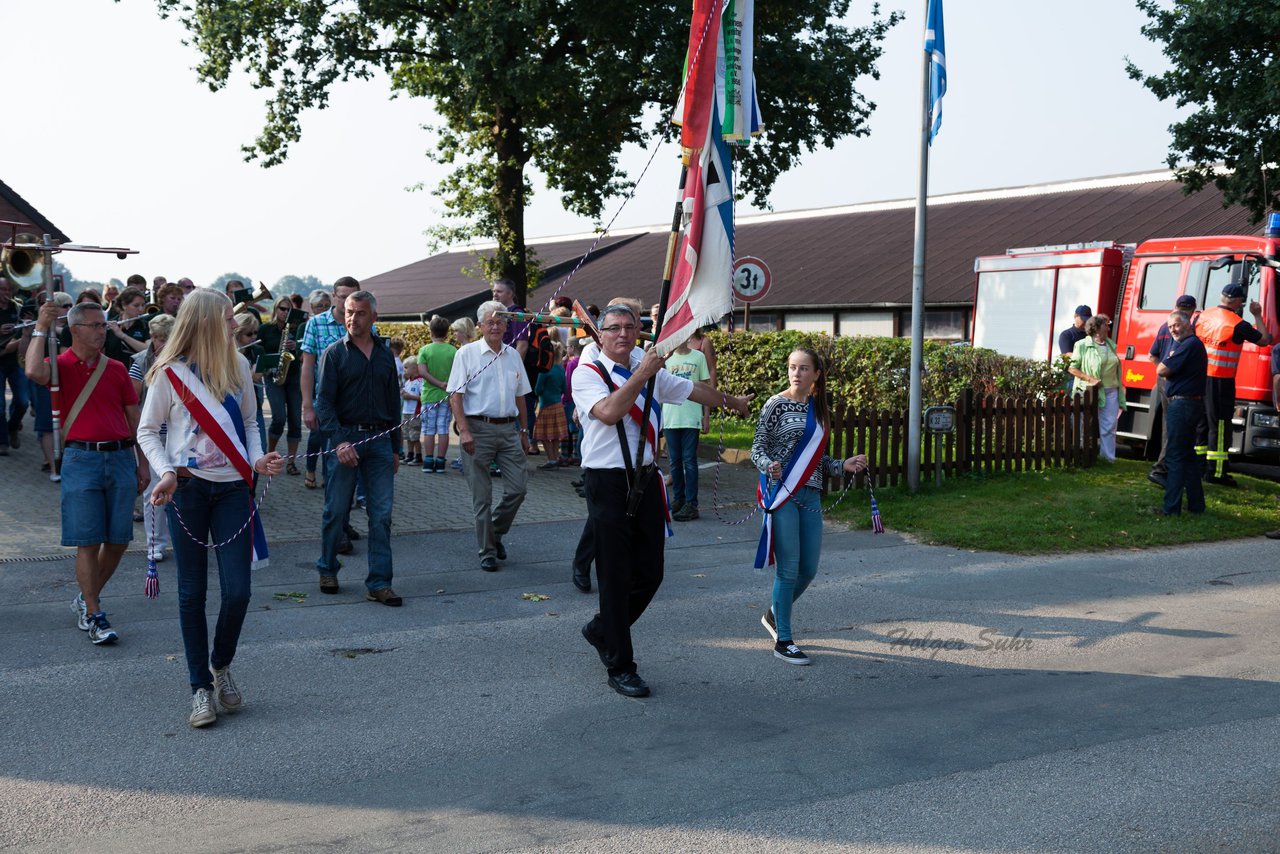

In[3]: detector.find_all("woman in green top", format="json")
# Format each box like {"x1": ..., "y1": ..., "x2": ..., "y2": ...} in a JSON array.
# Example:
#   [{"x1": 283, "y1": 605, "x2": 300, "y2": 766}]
[
  {"x1": 417, "y1": 315, "x2": 458, "y2": 473},
  {"x1": 1069, "y1": 313, "x2": 1126, "y2": 462}
]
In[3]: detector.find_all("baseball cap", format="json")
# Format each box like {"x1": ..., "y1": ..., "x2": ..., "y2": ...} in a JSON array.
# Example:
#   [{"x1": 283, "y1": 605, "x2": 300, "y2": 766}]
[
  {"x1": 1222, "y1": 283, "x2": 1246, "y2": 299},
  {"x1": 1175, "y1": 294, "x2": 1197, "y2": 310},
  {"x1": 1074, "y1": 305, "x2": 1093, "y2": 319}
]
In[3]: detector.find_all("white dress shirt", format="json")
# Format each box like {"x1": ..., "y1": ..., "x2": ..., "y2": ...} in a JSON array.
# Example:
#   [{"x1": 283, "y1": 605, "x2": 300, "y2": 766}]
[
  {"x1": 573, "y1": 349, "x2": 692, "y2": 469},
  {"x1": 446, "y1": 338, "x2": 531, "y2": 417}
]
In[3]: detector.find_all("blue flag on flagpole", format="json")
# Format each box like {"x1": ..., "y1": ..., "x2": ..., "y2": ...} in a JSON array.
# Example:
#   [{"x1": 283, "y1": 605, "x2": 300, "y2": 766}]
[{"x1": 925, "y1": 0, "x2": 946, "y2": 143}]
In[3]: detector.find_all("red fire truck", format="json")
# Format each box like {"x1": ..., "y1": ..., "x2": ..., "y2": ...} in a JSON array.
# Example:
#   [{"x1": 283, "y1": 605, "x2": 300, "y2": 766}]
[{"x1": 972, "y1": 234, "x2": 1280, "y2": 460}]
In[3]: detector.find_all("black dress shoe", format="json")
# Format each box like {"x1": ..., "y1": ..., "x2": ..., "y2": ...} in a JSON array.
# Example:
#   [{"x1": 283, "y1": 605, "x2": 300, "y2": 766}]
[
  {"x1": 344, "y1": 524, "x2": 361, "y2": 540},
  {"x1": 608, "y1": 672, "x2": 650, "y2": 698},
  {"x1": 337, "y1": 535, "x2": 354, "y2": 555},
  {"x1": 495, "y1": 539, "x2": 507, "y2": 561},
  {"x1": 1147, "y1": 471, "x2": 1166, "y2": 487},
  {"x1": 581, "y1": 622, "x2": 608, "y2": 666},
  {"x1": 480, "y1": 556, "x2": 500, "y2": 572},
  {"x1": 572, "y1": 569, "x2": 591, "y2": 593}
]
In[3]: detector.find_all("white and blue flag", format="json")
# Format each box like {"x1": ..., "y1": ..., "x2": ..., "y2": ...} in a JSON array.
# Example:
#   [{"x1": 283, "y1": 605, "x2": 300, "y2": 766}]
[{"x1": 925, "y1": 0, "x2": 946, "y2": 143}]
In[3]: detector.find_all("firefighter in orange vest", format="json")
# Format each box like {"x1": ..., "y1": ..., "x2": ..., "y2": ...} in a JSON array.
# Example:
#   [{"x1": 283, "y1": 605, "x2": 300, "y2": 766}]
[{"x1": 1194, "y1": 282, "x2": 1272, "y2": 485}]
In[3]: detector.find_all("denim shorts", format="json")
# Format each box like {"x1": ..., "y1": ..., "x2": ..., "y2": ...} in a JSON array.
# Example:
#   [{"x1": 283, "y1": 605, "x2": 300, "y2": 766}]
[
  {"x1": 32, "y1": 382, "x2": 52, "y2": 434},
  {"x1": 61, "y1": 446, "x2": 137, "y2": 546},
  {"x1": 421, "y1": 399, "x2": 452, "y2": 435}
]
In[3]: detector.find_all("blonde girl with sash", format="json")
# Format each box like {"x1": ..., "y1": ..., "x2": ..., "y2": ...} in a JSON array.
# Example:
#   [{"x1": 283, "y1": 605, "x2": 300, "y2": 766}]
[
  {"x1": 751, "y1": 348, "x2": 866, "y2": 665},
  {"x1": 137, "y1": 291, "x2": 284, "y2": 728}
]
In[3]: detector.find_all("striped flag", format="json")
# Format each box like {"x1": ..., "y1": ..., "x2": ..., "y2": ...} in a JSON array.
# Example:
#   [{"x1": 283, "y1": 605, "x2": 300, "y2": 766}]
[
  {"x1": 673, "y1": 0, "x2": 724, "y2": 155},
  {"x1": 654, "y1": 99, "x2": 736, "y2": 357},
  {"x1": 925, "y1": 0, "x2": 947, "y2": 143},
  {"x1": 717, "y1": 0, "x2": 763, "y2": 142}
]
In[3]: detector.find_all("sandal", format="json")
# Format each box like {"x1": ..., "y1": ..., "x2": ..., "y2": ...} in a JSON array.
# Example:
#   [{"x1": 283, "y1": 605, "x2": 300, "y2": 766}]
[
  {"x1": 287, "y1": 462, "x2": 301, "y2": 476},
  {"x1": 304, "y1": 473, "x2": 318, "y2": 489}
]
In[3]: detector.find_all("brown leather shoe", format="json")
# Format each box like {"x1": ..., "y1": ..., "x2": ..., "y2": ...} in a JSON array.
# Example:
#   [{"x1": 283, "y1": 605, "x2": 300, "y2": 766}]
[
  {"x1": 319, "y1": 575, "x2": 340, "y2": 594},
  {"x1": 366, "y1": 587, "x2": 403, "y2": 607}
]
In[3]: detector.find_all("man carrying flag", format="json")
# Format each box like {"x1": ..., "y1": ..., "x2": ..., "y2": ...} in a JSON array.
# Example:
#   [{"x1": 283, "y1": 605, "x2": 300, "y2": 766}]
[{"x1": 574, "y1": 303, "x2": 751, "y2": 698}]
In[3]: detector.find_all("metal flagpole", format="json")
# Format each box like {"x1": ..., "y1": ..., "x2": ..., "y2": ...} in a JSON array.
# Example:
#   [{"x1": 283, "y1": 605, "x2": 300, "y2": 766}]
[
  {"x1": 628, "y1": 166, "x2": 687, "y2": 514},
  {"x1": 907, "y1": 0, "x2": 931, "y2": 494}
]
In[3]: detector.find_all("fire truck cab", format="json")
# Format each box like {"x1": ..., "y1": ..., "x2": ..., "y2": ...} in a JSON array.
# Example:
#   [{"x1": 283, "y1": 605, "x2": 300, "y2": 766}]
[{"x1": 1114, "y1": 235, "x2": 1280, "y2": 459}]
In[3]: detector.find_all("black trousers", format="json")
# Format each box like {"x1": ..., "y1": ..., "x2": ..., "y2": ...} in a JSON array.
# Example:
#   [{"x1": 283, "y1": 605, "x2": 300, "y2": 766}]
[
  {"x1": 583, "y1": 468, "x2": 665, "y2": 676},
  {"x1": 572, "y1": 518, "x2": 594, "y2": 575},
  {"x1": 1199, "y1": 376, "x2": 1235, "y2": 477}
]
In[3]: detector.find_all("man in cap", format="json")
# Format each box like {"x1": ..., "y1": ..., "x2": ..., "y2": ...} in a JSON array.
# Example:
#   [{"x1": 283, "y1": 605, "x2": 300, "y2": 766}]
[
  {"x1": 1195, "y1": 282, "x2": 1272, "y2": 485},
  {"x1": 1058, "y1": 306, "x2": 1091, "y2": 391},
  {"x1": 1157, "y1": 309, "x2": 1207, "y2": 515},
  {"x1": 1147, "y1": 294, "x2": 1199, "y2": 487}
]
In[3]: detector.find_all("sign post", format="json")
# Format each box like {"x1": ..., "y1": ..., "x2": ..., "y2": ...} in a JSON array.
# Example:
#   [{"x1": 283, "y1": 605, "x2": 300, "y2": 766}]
[{"x1": 733, "y1": 256, "x2": 771, "y2": 331}]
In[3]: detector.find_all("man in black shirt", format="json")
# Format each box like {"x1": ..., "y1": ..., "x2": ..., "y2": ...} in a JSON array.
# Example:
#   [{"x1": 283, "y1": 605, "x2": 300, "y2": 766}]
[
  {"x1": 314, "y1": 290, "x2": 403, "y2": 605},
  {"x1": 0, "y1": 276, "x2": 29, "y2": 452},
  {"x1": 1157, "y1": 310, "x2": 1207, "y2": 515}
]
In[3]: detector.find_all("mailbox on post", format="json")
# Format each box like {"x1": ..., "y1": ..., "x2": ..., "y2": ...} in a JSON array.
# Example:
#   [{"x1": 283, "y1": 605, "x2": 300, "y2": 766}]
[{"x1": 923, "y1": 406, "x2": 956, "y2": 486}]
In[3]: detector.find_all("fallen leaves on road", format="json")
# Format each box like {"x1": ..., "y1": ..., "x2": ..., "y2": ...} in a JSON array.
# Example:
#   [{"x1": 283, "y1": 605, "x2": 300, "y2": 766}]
[
  {"x1": 522, "y1": 592, "x2": 550, "y2": 602},
  {"x1": 273, "y1": 591, "x2": 308, "y2": 603}
]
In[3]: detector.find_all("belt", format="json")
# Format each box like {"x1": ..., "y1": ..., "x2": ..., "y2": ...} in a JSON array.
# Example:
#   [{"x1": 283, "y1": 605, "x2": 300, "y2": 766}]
[
  {"x1": 1170, "y1": 395, "x2": 1203, "y2": 400},
  {"x1": 343, "y1": 422, "x2": 393, "y2": 432},
  {"x1": 65, "y1": 438, "x2": 135, "y2": 452},
  {"x1": 470, "y1": 415, "x2": 516, "y2": 424}
]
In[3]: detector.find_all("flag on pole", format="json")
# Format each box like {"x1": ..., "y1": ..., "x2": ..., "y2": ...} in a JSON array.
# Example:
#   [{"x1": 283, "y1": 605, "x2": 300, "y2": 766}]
[
  {"x1": 654, "y1": 98, "x2": 736, "y2": 357},
  {"x1": 925, "y1": 0, "x2": 947, "y2": 143},
  {"x1": 674, "y1": 0, "x2": 724, "y2": 156},
  {"x1": 716, "y1": 0, "x2": 764, "y2": 142}
]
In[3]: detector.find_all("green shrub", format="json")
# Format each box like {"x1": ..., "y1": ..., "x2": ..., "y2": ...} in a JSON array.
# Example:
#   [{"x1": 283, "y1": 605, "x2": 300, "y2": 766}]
[{"x1": 706, "y1": 331, "x2": 1068, "y2": 415}]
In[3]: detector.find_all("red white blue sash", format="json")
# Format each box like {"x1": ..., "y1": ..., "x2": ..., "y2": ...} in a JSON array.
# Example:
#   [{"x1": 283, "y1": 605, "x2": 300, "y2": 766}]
[
  {"x1": 585, "y1": 360, "x2": 673, "y2": 536},
  {"x1": 755, "y1": 397, "x2": 827, "y2": 569},
  {"x1": 165, "y1": 363, "x2": 270, "y2": 569}
]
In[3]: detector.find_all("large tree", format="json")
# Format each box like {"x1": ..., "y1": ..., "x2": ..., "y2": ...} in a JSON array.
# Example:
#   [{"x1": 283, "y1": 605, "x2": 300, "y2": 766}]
[
  {"x1": 152, "y1": 0, "x2": 900, "y2": 303},
  {"x1": 1127, "y1": 0, "x2": 1280, "y2": 222}
]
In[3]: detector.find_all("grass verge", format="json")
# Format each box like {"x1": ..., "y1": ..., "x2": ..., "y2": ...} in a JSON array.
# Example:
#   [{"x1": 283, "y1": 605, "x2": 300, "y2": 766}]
[{"x1": 824, "y1": 459, "x2": 1280, "y2": 553}]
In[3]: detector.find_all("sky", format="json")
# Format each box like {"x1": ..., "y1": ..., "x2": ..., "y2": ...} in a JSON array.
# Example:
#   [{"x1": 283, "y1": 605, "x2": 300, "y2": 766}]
[{"x1": 1, "y1": 0, "x2": 1185, "y2": 290}]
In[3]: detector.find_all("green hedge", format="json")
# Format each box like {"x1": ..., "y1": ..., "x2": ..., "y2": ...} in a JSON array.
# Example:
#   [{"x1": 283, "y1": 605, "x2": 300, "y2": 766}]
[
  {"x1": 704, "y1": 330, "x2": 1068, "y2": 415},
  {"x1": 376, "y1": 325, "x2": 1068, "y2": 414}
]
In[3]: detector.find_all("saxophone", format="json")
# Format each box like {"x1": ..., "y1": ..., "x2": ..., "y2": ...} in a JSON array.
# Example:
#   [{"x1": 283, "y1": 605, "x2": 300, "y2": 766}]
[{"x1": 274, "y1": 320, "x2": 295, "y2": 386}]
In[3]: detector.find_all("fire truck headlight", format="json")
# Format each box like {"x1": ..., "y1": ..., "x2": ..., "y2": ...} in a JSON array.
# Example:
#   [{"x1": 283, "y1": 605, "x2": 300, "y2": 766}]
[
  {"x1": 1252, "y1": 436, "x2": 1280, "y2": 449},
  {"x1": 1252, "y1": 412, "x2": 1280, "y2": 429}
]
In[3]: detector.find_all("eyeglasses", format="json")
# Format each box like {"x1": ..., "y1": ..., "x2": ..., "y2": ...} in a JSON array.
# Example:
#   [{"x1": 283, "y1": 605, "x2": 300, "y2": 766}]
[
  {"x1": 74, "y1": 322, "x2": 108, "y2": 330},
  {"x1": 600, "y1": 325, "x2": 638, "y2": 335},
  {"x1": 481, "y1": 318, "x2": 507, "y2": 328}
]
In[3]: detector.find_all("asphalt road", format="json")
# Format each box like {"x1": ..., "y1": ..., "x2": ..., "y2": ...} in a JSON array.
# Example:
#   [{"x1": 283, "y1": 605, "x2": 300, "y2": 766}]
[{"x1": 2, "y1": 515, "x2": 1279, "y2": 853}]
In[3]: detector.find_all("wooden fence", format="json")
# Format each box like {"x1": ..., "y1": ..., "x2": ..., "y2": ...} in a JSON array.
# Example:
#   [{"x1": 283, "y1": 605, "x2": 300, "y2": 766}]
[{"x1": 829, "y1": 388, "x2": 1100, "y2": 488}]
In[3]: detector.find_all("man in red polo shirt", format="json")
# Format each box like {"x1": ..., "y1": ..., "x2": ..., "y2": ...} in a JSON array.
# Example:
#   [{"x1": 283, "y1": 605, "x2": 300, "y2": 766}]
[{"x1": 26, "y1": 300, "x2": 148, "y2": 645}]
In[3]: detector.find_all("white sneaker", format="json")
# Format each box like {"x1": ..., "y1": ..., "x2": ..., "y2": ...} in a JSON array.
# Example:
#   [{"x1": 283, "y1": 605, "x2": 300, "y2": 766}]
[
  {"x1": 72, "y1": 593, "x2": 90, "y2": 631},
  {"x1": 210, "y1": 665, "x2": 243, "y2": 712},
  {"x1": 147, "y1": 551, "x2": 166, "y2": 563},
  {"x1": 87, "y1": 612, "x2": 119, "y2": 645},
  {"x1": 189, "y1": 687, "x2": 217, "y2": 728},
  {"x1": 50, "y1": 473, "x2": 61, "y2": 483}
]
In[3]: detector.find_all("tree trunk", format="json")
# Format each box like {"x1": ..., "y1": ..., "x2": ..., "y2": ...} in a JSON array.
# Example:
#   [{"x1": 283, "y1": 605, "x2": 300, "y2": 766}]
[{"x1": 493, "y1": 103, "x2": 529, "y2": 305}]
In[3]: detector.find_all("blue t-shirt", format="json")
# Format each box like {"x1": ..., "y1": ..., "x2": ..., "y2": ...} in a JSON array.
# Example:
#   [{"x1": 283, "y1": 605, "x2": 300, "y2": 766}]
[{"x1": 1162, "y1": 335, "x2": 1207, "y2": 399}]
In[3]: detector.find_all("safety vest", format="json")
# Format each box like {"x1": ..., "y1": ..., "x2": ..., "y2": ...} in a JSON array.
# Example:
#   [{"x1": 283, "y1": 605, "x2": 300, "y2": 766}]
[{"x1": 1196, "y1": 306, "x2": 1244, "y2": 379}]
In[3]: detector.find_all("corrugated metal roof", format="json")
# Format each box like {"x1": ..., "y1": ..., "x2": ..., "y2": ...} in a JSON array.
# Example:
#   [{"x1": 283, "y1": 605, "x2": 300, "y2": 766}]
[{"x1": 368, "y1": 170, "x2": 1261, "y2": 318}]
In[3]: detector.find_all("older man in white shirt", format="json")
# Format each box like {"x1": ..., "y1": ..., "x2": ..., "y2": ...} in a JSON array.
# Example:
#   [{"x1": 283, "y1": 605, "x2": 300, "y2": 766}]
[
  {"x1": 447, "y1": 300, "x2": 532, "y2": 572},
  {"x1": 573, "y1": 303, "x2": 751, "y2": 698}
]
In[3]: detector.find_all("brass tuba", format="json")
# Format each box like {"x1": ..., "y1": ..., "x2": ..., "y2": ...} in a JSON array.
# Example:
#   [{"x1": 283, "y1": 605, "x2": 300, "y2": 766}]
[{"x1": 0, "y1": 233, "x2": 45, "y2": 291}]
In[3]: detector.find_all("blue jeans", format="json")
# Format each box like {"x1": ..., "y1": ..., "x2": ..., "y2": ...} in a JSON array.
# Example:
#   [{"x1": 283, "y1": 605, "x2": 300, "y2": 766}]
[
  {"x1": 0, "y1": 361, "x2": 29, "y2": 446},
  {"x1": 317, "y1": 431, "x2": 395, "y2": 590},
  {"x1": 664, "y1": 428, "x2": 700, "y2": 507},
  {"x1": 60, "y1": 447, "x2": 137, "y2": 546},
  {"x1": 253, "y1": 384, "x2": 267, "y2": 452},
  {"x1": 305, "y1": 428, "x2": 326, "y2": 475},
  {"x1": 1164, "y1": 397, "x2": 1205, "y2": 515},
  {"x1": 771, "y1": 486, "x2": 823, "y2": 642},
  {"x1": 166, "y1": 476, "x2": 253, "y2": 693},
  {"x1": 264, "y1": 371, "x2": 303, "y2": 441}
]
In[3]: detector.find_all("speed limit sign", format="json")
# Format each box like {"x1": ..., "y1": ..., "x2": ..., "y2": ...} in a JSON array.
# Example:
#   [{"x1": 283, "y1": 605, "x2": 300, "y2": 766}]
[{"x1": 733, "y1": 256, "x2": 772, "y2": 303}]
